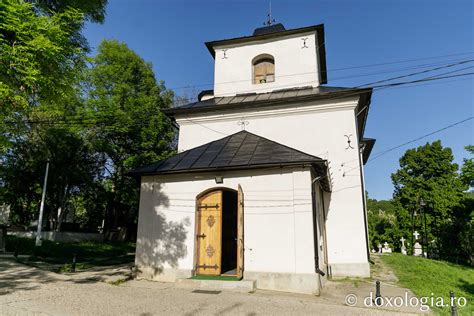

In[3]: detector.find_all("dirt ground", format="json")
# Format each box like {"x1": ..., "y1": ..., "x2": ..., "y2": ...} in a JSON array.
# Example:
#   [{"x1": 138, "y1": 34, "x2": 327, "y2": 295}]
[{"x1": 0, "y1": 258, "x2": 425, "y2": 315}]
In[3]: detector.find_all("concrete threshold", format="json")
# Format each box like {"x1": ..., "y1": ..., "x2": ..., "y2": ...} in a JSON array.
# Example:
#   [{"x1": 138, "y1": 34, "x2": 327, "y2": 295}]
[{"x1": 176, "y1": 278, "x2": 256, "y2": 293}]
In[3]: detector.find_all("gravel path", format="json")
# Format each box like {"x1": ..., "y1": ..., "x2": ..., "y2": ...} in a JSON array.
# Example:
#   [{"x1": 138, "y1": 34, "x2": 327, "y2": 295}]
[{"x1": 0, "y1": 259, "x2": 420, "y2": 315}]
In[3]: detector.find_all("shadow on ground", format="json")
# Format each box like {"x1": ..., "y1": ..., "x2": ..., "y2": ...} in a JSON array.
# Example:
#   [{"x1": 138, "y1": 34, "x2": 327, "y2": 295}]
[
  {"x1": 0, "y1": 259, "x2": 58, "y2": 295},
  {"x1": 0, "y1": 258, "x2": 134, "y2": 295}
]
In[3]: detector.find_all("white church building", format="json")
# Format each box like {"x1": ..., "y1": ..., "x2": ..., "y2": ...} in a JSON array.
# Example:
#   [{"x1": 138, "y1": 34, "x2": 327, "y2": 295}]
[{"x1": 130, "y1": 22, "x2": 375, "y2": 295}]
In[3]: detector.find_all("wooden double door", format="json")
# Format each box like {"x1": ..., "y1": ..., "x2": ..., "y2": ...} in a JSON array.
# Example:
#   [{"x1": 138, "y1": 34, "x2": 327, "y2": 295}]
[{"x1": 195, "y1": 186, "x2": 244, "y2": 278}]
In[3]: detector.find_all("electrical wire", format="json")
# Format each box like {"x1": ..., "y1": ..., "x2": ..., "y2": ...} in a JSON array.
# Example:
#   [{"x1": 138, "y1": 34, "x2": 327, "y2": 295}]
[
  {"x1": 5, "y1": 67, "x2": 473, "y2": 137},
  {"x1": 327, "y1": 51, "x2": 474, "y2": 72},
  {"x1": 368, "y1": 117, "x2": 473, "y2": 163},
  {"x1": 355, "y1": 59, "x2": 474, "y2": 87},
  {"x1": 178, "y1": 58, "x2": 471, "y2": 91}
]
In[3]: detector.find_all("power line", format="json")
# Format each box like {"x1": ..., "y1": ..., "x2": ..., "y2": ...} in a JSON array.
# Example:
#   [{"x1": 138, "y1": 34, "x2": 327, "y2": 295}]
[
  {"x1": 372, "y1": 72, "x2": 474, "y2": 89},
  {"x1": 170, "y1": 61, "x2": 473, "y2": 99},
  {"x1": 6, "y1": 70, "x2": 473, "y2": 129},
  {"x1": 327, "y1": 51, "x2": 474, "y2": 72},
  {"x1": 329, "y1": 58, "x2": 474, "y2": 81},
  {"x1": 368, "y1": 117, "x2": 474, "y2": 163},
  {"x1": 356, "y1": 59, "x2": 474, "y2": 87},
  {"x1": 166, "y1": 52, "x2": 474, "y2": 91},
  {"x1": 424, "y1": 65, "x2": 474, "y2": 79},
  {"x1": 376, "y1": 76, "x2": 473, "y2": 93},
  {"x1": 182, "y1": 115, "x2": 229, "y2": 136}
]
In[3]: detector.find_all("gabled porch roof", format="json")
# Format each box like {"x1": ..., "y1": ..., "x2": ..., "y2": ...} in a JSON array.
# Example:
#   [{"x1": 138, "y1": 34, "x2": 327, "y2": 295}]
[{"x1": 128, "y1": 131, "x2": 330, "y2": 191}]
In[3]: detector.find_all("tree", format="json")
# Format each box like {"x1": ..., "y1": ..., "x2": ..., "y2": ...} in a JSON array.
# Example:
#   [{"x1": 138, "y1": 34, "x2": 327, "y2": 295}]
[
  {"x1": 84, "y1": 39, "x2": 176, "y2": 233},
  {"x1": 0, "y1": 0, "x2": 107, "y2": 153},
  {"x1": 0, "y1": 0, "x2": 110, "y2": 232},
  {"x1": 34, "y1": 0, "x2": 108, "y2": 24},
  {"x1": 0, "y1": 127, "x2": 103, "y2": 230},
  {"x1": 391, "y1": 141, "x2": 468, "y2": 262},
  {"x1": 367, "y1": 196, "x2": 399, "y2": 250},
  {"x1": 461, "y1": 145, "x2": 474, "y2": 188}
]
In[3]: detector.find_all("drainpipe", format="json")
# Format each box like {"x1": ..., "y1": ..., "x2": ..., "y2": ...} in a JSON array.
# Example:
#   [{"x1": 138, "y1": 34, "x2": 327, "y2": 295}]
[{"x1": 311, "y1": 175, "x2": 325, "y2": 277}]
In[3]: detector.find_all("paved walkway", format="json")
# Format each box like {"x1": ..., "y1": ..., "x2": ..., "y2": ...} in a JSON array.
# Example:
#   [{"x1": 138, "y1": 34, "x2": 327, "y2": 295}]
[{"x1": 0, "y1": 259, "x2": 423, "y2": 315}]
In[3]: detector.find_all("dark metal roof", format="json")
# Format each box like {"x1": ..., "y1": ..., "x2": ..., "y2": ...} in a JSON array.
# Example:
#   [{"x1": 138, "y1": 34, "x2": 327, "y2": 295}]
[
  {"x1": 167, "y1": 86, "x2": 370, "y2": 115},
  {"x1": 361, "y1": 138, "x2": 376, "y2": 165},
  {"x1": 128, "y1": 131, "x2": 328, "y2": 187},
  {"x1": 166, "y1": 85, "x2": 373, "y2": 142},
  {"x1": 205, "y1": 24, "x2": 327, "y2": 84},
  {"x1": 253, "y1": 23, "x2": 286, "y2": 36}
]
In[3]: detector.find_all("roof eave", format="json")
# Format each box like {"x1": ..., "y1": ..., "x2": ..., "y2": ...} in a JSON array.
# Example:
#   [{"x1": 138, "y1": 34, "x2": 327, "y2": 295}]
[
  {"x1": 355, "y1": 89, "x2": 373, "y2": 141},
  {"x1": 129, "y1": 160, "x2": 326, "y2": 177},
  {"x1": 361, "y1": 138, "x2": 376, "y2": 165},
  {"x1": 164, "y1": 87, "x2": 372, "y2": 118}
]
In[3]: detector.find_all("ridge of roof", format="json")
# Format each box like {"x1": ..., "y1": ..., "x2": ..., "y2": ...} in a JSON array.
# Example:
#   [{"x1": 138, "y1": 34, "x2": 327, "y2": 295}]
[{"x1": 253, "y1": 23, "x2": 286, "y2": 36}]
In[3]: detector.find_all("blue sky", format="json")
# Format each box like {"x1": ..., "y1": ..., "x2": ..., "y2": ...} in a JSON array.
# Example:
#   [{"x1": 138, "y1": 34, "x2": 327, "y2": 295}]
[{"x1": 84, "y1": 0, "x2": 473, "y2": 200}]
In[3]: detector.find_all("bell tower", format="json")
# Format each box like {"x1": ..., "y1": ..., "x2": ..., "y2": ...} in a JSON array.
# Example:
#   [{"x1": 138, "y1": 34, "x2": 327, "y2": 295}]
[{"x1": 205, "y1": 22, "x2": 327, "y2": 97}]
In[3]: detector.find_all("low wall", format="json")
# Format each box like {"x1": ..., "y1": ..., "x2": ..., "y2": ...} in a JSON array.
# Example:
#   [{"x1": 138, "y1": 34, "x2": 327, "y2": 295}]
[{"x1": 8, "y1": 231, "x2": 104, "y2": 243}]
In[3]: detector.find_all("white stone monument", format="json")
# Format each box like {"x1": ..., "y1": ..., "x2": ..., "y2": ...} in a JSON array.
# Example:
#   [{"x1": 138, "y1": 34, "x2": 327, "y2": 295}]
[
  {"x1": 413, "y1": 231, "x2": 423, "y2": 256},
  {"x1": 382, "y1": 242, "x2": 392, "y2": 253},
  {"x1": 377, "y1": 243, "x2": 382, "y2": 253},
  {"x1": 413, "y1": 242, "x2": 423, "y2": 256},
  {"x1": 400, "y1": 237, "x2": 407, "y2": 255}
]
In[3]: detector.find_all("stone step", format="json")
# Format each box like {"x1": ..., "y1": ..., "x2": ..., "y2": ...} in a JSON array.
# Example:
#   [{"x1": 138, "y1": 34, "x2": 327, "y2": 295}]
[{"x1": 176, "y1": 278, "x2": 256, "y2": 293}]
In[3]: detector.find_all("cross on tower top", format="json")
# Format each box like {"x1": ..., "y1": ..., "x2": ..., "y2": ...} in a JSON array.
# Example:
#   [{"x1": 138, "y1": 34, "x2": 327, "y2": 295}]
[{"x1": 264, "y1": 2, "x2": 276, "y2": 26}]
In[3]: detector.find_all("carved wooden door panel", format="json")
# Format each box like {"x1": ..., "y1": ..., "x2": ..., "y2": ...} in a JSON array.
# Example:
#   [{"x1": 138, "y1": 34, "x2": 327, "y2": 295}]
[{"x1": 196, "y1": 190, "x2": 222, "y2": 275}]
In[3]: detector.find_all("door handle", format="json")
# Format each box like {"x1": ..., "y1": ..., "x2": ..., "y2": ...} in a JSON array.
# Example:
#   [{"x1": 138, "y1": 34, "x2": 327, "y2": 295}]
[{"x1": 197, "y1": 234, "x2": 206, "y2": 239}]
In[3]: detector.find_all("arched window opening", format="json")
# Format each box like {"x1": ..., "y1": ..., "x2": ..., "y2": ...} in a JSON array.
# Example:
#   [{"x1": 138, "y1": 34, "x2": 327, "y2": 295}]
[{"x1": 253, "y1": 55, "x2": 275, "y2": 84}]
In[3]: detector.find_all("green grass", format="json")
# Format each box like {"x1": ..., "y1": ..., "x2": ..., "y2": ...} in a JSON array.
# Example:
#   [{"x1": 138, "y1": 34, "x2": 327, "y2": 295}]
[
  {"x1": 380, "y1": 253, "x2": 474, "y2": 315},
  {"x1": 6, "y1": 236, "x2": 135, "y2": 273},
  {"x1": 190, "y1": 275, "x2": 241, "y2": 281}
]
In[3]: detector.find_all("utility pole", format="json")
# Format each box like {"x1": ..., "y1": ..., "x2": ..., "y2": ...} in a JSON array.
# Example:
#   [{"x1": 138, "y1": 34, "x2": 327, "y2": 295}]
[{"x1": 35, "y1": 161, "x2": 50, "y2": 247}]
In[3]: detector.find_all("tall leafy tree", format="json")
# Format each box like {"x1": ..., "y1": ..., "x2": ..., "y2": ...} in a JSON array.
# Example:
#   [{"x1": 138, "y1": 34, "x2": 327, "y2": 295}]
[
  {"x1": 0, "y1": 0, "x2": 107, "y2": 153},
  {"x1": 0, "y1": 127, "x2": 103, "y2": 230},
  {"x1": 0, "y1": 0, "x2": 108, "y2": 230},
  {"x1": 391, "y1": 141, "x2": 467, "y2": 261},
  {"x1": 0, "y1": 1, "x2": 83, "y2": 116},
  {"x1": 461, "y1": 145, "x2": 474, "y2": 188},
  {"x1": 85, "y1": 39, "x2": 175, "y2": 231},
  {"x1": 367, "y1": 195, "x2": 399, "y2": 250},
  {"x1": 34, "y1": 0, "x2": 108, "y2": 23}
]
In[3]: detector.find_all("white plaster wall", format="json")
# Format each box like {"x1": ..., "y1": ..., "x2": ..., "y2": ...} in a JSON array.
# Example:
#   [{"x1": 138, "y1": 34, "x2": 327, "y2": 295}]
[
  {"x1": 212, "y1": 31, "x2": 321, "y2": 97},
  {"x1": 174, "y1": 96, "x2": 369, "y2": 273},
  {"x1": 135, "y1": 169, "x2": 315, "y2": 275}
]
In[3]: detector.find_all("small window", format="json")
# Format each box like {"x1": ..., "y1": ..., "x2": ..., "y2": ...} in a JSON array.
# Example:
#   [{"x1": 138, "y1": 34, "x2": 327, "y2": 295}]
[{"x1": 253, "y1": 55, "x2": 275, "y2": 84}]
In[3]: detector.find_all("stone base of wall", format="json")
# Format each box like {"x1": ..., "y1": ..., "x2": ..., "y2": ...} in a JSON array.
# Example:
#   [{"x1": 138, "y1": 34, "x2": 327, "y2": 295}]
[
  {"x1": 136, "y1": 267, "x2": 322, "y2": 295},
  {"x1": 244, "y1": 271, "x2": 322, "y2": 295},
  {"x1": 328, "y1": 262, "x2": 370, "y2": 279}
]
